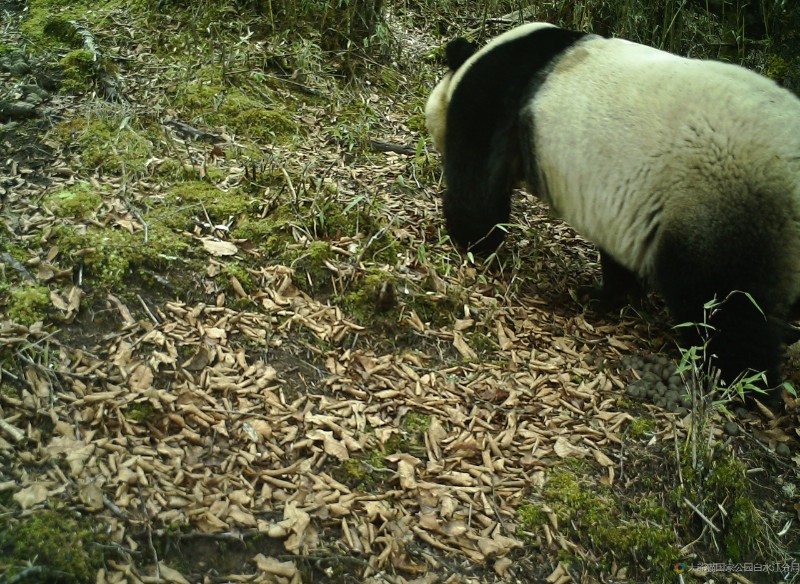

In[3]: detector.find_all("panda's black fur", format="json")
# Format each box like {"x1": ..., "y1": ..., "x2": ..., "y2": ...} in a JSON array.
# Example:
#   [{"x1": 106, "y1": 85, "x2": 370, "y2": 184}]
[
  {"x1": 436, "y1": 27, "x2": 586, "y2": 252},
  {"x1": 425, "y1": 23, "x2": 800, "y2": 408}
]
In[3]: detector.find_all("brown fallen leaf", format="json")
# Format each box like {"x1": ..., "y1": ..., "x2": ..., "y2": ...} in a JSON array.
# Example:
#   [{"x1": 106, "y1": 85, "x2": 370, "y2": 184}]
[
  {"x1": 553, "y1": 436, "x2": 587, "y2": 459},
  {"x1": 155, "y1": 562, "x2": 191, "y2": 584},
  {"x1": 13, "y1": 482, "x2": 51, "y2": 509},
  {"x1": 494, "y1": 556, "x2": 514, "y2": 577},
  {"x1": 452, "y1": 330, "x2": 477, "y2": 360},
  {"x1": 78, "y1": 481, "x2": 104, "y2": 511},
  {"x1": 254, "y1": 554, "x2": 297, "y2": 577},
  {"x1": 593, "y1": 448, "x2": 614, "y2": 467},
  {"x1": 202, "y1": 238, "x2": 238, "y2": 256}
]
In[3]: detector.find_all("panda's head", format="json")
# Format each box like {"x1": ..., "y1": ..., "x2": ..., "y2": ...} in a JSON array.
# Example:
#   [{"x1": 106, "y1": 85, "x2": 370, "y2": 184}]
[
  {"x1": 424, "y1": 37, "x2": 477, "y2": 157},
  {"x1": 424, "y1": 23, "x2": 559, "y2": 159}
]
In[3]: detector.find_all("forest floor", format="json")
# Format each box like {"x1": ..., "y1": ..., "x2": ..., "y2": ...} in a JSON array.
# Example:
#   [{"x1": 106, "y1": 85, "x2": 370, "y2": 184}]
[{"x1": 1, "y1": 2, "x2": 799, "y2": 583}]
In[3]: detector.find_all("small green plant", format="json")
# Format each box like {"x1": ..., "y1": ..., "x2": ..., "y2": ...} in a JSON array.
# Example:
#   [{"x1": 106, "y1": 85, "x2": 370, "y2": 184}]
[
  {"x1": 673, "y1": 292, "x2": 794, "y2": 415},
  {"x1": 675, "y1": 294, "x2": 760, "y2": 482},
  {"x1": 672, "y1": 292, "x2": 793, "y2": 562}
]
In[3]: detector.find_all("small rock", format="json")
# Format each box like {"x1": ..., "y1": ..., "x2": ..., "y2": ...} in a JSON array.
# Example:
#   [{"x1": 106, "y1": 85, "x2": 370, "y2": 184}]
[
  {"x1": 723, "y1": 420, "x2": 739, "y2": 436},
  {"x1": 23, "y1": 92, "x2": 44, "y2": 106},
  {"x1": 0, "y1": 101, "x2": 37, "y2": 120},
  {"x1": 22, "y1": 84, "x2": 50, "y2": 99},
  {"x1": 7, "y1": 60, "x2": 31, "y2": 76},
  {"x1": 776, "y1": 443, "x2": 791, "y2": 456}
]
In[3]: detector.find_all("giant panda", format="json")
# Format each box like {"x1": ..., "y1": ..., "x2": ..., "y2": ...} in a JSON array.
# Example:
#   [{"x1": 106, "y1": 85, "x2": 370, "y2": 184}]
[{"x1": 425, "y1": 22, "x2": 800, "y2": 408}]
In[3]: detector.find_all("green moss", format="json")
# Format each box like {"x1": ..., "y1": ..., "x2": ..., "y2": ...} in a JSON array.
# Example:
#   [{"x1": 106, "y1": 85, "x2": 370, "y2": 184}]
[
  {"x1": 220, "y1": 92, "x2": 281, "y2": 137},
  {"x1": 338, "y1": 272, "x2": 397, "y2": 323},
  {"x1": 165, "y1": 182, "x2": 256, "y2": 228},
  {"x1": 292, "y1": 241, "x2": 334, "y2": 295},
  {"x1": 234, "y1": 194, "x2": 393, "y2": 272},
  {"x1": 673, "y1": 449, "x2": 771, "y2": 561},
  {"x1": 228, "y1": 105, "x2": 297, "y2": 142},
  {"x1": 59, "y1": 49, "x2": 95, "y2": 93},
  {"x1": 230, "y1": 218, "x2": 278, "y2": 243},
  {"x1": 765, "y1": 54, "x2": 789, "y2": 80},
  {"x1": 332, "y1": 451, "x2": 390, "y2": 491},
  {"x1": 2, "y1": 244, "x2": 32, "y2": 267},
  {"x1": 8, "y1": 285, "x2": 50, "y2": 325},
  {"x1": 0, "y1": 380, "x2": 19, "y2": 399},
  {"x1": 0, "y1": 510, "x2": 105, "y2": 582},
  {"x1": 172, "y1": 80, "x2": 299, "y2": 142},
  {"x1": 148, "y1": 157, "x2": 226, "y2": 183},
  {"x1": 326, "y1": 99, "x2": 380, "y2": 154},
  {"x1": 125, "y1": 401, "x2": 156, "y2": 423},
  {"x1": 336, "y1": 267, "x2": 461, "y2": 338},
  {"x1": 54, "y1": 220, "x2": 192, "y2": 290},
  {"x1": 149, "y1": 158, "x2": 184, "y2": 180},
  {"x1": 407, "y1": 111, "x2": 427, "y2": 135},
  {"x1": 406, "y1": 289, "x2": 460, "y2": 329},
  {"x1": 219, "y1": 264, "x2": 254, "y2": 298},
  {"x1": 45, "y1": 183, "x2": 103, "y2": 218},
  {"x1": 702, "y1": 456, "x2": 760, "y2": 561},
  {"x1": 403, "y1": 412, "x2": 431, "y2": 433},
  {"x1": 310, "y1": 197, "x2": 383, "y2": 241},
  {"x1": 53, "y1": 117, "x2": 154, "y2": 176},
  {"x1": 543, "y1": 464, "x2": 676, "y2": 581},
  {"x1": 380, "y1": 412, "x2": 430, "y2": 458},
  {"x1": 628, "y1": 416, "x2": 657, "y2": 439},
  {"x1": 20, "y1": 5, "x2": 89, "y2": 49},
  {"x1": 516, "y1": 502, "x2": 547, "y2": 539},
  {"x1": 466, "y1": 331, "x2": 495, "y2": 358}
]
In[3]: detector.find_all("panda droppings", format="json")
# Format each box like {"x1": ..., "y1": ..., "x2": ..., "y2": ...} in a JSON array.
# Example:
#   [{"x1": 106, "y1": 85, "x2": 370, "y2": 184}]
[{"x1": 622, "y1": 354, "x2": 691, "y2": 415}]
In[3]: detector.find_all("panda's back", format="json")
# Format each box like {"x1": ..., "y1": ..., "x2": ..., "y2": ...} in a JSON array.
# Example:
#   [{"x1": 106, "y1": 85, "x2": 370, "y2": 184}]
[{"x1": 526, "y1": 35, "x2": 800, "y2": 278}]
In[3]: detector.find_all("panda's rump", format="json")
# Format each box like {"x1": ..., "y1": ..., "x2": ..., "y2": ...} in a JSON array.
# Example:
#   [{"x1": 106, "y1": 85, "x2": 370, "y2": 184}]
[{"x1": 527, "y1": 36, "x2": 800, "y2": 286}]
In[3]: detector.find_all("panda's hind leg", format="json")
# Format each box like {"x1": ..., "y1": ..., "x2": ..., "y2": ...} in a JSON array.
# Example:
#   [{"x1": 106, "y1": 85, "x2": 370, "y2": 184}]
[
  {"x1": 654, "y1": 227, "x2": 785, "y2": 409},
  {"x1": 579, "y1": 249, "x2": 644, "y2": 311}
]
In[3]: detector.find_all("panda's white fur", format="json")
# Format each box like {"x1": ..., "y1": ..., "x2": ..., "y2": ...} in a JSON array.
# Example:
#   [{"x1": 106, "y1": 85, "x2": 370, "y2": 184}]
[
  {"x1": 529, "y1": 36, "x2": 800, "y2": 284},
  {"x1": 426, "y1": 23, "x2": 800, "y2": 407}
]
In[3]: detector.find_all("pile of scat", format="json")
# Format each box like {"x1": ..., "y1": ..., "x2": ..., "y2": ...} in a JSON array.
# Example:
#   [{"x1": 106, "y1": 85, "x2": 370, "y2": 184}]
[
  {"x1": 622, "y1": 354, "x2": 693, "y2": 415},
  {"x1": 622, "y1": 354, "x2": 767, "y2": 435}
]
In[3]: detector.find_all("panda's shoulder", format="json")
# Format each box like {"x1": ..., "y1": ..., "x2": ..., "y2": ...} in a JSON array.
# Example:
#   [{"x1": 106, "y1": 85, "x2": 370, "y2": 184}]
[
  {"x1": 451, "y1": 23, "x2": 588, "y2": 92},
  {"x1": 477, "y1": 22, "x2": 586, "y2": 64}
]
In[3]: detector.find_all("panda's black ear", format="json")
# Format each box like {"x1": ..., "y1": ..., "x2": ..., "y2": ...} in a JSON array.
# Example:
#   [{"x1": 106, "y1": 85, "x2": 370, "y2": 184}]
[{"x1": 445, "y1": 37, "x2": 477, "y2": 71}]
